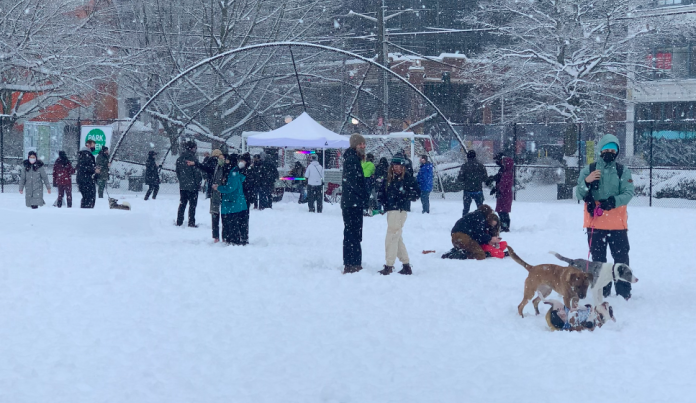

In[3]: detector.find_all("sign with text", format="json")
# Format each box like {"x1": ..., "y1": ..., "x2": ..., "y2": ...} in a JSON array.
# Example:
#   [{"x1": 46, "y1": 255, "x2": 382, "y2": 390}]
[{"x1": 81, "y1": 126, "x2": 112, "y2": 156}]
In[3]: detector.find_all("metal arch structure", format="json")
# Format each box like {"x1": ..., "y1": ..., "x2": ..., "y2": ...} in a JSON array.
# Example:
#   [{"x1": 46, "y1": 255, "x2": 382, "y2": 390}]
[{"x1": 110, "y1": 41, "x2": 467, "y2": 163}]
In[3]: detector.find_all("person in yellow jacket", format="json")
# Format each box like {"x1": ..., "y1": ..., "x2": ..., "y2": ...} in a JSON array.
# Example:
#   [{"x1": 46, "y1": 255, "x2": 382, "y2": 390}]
[{"x1": 576, "y1": 134, "x2": 634, "y2": 300}]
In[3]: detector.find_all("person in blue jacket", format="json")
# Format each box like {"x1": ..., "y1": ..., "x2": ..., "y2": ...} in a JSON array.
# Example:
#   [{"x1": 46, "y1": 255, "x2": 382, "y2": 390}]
[
  {"x1": 213, "y1": 154, "x2": 248, "y2": 245},
  {"x1": 416, "y1": 155, "x2": 434, "y2": 214}
]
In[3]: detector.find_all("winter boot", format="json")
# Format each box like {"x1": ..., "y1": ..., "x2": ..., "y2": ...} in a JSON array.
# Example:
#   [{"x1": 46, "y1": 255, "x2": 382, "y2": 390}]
[
  {"x1": 343, "y1": 265, "x2": 363, "y2": 274},
  {"x1": 379, "y1": 265, "x2": 394, "y2": 275},
  {"x1": 398, "y1": 264, "x2": 412, "y2": 275}
]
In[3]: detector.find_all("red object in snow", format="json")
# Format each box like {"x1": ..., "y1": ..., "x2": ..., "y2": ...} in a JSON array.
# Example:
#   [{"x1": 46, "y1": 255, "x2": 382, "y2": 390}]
[{"x1": 481, "y1": 241, "x2": 508, "y2": 259}]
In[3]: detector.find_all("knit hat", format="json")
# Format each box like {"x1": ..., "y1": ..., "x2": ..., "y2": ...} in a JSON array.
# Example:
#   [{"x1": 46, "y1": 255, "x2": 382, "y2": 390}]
[
  {"x1": 211, "y1": 149, "x2": 223, "y2": 158},
  {"x1": 148, "y1": 150, "x2": 157, "y2": 157},
  {"x1": 311, "y1": 154, "x2": 318, "y2": 161},
  {"x1": 59, "y1": 151, "x2": 68, "y2": 160},
  {"x1": 467, "y1": 150, "x2": 477, "y2": 159},
  {"x1": 391, "y1": 154, "x2": 406, "y2": 165},
  {"x1": 601, "y1": 142, "x2": 619, "y2": 152},
  {"x1": 28, "y1": 151, "x2": 37, "y2": 158},
  {"x1": 350, "y1": 133, "x2": 366, "y2": 149}
]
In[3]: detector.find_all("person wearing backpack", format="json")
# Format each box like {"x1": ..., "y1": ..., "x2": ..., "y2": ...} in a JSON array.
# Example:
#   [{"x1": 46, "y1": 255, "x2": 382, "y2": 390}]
[
  {"x1": 304, "y1": 154, "x2": 324, "y2": 213},
  {"x1": 576, "y1": 134, "x2": 635, "y2": 300}
]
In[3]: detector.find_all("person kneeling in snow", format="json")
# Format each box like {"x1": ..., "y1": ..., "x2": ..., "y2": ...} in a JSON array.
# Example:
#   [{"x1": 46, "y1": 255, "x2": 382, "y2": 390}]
[
  {"x1": 442, "y1": 204, "x2": 504, "y2": 260},
  {"x1": 544, "y1": 299, "x2": 615, "y2": 332}
]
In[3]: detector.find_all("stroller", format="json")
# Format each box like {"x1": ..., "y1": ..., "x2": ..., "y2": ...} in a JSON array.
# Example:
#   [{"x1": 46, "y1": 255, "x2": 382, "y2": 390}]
[{"x1": 324, "y1": 182, "x2": 341, "y2": 205}]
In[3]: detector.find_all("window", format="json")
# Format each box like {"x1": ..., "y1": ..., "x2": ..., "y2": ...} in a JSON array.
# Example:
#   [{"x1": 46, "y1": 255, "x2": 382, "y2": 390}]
[
  {"x1": 657, "y1": 0, "x2": 682, "y2": 5},
  {"x1": 125, "y1": 98, "x2": 140, "y2": 119}
]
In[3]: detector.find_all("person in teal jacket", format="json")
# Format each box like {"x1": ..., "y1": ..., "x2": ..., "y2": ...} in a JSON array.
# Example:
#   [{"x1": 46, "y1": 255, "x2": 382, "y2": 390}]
[
  {"x1": 214, "y1": 154, "x2": 248, "y2": 245},
  {"x1": 576, "y1": 134, "x2": 635, "y2": 300}
]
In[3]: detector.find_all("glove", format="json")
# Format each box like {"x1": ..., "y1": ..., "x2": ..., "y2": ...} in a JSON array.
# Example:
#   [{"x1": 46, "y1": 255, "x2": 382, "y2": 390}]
[
  {"x1": 490, "y1": 187, "x2": 497, "y2": 196},
  {"x1": 599, "y1": 196, "x2": 616, "y2": 211}
]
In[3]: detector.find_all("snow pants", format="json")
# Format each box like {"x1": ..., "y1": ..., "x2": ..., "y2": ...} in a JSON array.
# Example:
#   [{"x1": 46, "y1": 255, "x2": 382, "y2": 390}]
[
  {"x1": 177, "y1": 190, "x2": 198, "y2": 226},
  {"x1": 342, "y1": 207, "x2": 363, "y2": 266},
  {"x1": 588, "y1": 229, "x2": 631, "y2": 299},
  {"x1": 222, "y1": 211, "x2": 245, "y2": 245},
  {"x1": 57, "y1": 185, "x2": 72, "y2": 208},
  {"x1": 78, "y1": 181, "x2": 96, "y2": 209},
  {"x1": 385, "y1": 210, "x2": 409, "y2": 267}
]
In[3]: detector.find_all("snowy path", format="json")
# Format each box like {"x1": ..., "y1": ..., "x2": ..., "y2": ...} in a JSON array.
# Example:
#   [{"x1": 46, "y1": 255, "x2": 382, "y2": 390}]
[{"x1": 0, "y1": 191, "x2": 694, "y2": 402}]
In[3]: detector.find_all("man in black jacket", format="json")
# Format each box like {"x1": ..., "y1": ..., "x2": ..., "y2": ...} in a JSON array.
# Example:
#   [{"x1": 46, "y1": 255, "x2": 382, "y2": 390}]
[
  {"x1": 342, "y1": 134, "x2": 370, "y2": 274},
  {"x1": 257, "y1": 152, "x2": 279, "y2": 210},
  {"x1": 144, "y1": 151, "x2": 160, "y2": 200},
  {"x1": 175, "y1": 141, "x2": 203, "y2": 227},
  {"x1": 443, "y1": 204, "x2": 501, "y2": 260},
  {"x1": 76, "y1": 139, "x2": 99, "y2": 208},
  {"x1": 457, "y1": 150, "x2": 489, "y2": 216}
]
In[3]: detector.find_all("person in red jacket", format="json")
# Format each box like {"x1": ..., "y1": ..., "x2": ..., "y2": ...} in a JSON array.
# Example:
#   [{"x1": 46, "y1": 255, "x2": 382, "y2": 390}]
[{"x1": 52, "y1": 151, "x2": 75, "y2": 208}]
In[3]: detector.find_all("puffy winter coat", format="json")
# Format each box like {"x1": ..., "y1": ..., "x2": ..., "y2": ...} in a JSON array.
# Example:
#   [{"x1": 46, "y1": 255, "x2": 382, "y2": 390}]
[
  {"x1": 52, "y1": 158, "x2": 74, "y2": 187},
  {"x1": 304, "y1": 161, "x2": 324, "y2": 186},
  {"x1": 217, "y1": 167, "x2": 247, "y2": 214},
  {"x1": 145, "y1": 157, "x2": 161, "y2": 186},
  {"x1": 576, "y1": 134, "x2": 634, "y2": 230},
  {"x1": 19, "y1": 160, "x2": 50, "y2": 207},
  {"x1": 378, "y1": 172, "x2": 420, "y2": 212},
  {"x1": 457, "y1": 159, "x2": 488, "y2": 192},
  {"x1": 76, "y1": 147, "x2": 97, "y2": 185},
  {"x1": 417, "y1": 162, "x2": 434, "y2": 193},
  {"x1": 175, "y1": 150, "x2": 203, "y2": 191},
  {"x1": 451, "y1": 205, "x2": 498, "y2": 245},
  {"x1": 492, "y1": 157, "x2": 514, "y2": 213},
  {"x1": 341, "y1": 147, "x2": 368, "y2": 210},
  {"x1": 96, "y1": 151, "x2": 110, "y2": 181}
]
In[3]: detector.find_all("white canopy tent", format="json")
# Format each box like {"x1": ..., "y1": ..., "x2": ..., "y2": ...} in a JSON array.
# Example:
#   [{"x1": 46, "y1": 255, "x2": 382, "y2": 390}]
[{"x1": 242, "y1": 112, "x2": 350, "y2": 151}]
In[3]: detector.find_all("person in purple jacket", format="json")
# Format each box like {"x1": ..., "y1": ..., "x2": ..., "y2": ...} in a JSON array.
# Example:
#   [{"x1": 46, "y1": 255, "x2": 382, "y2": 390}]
[
  {"x1": 488, "y1": 152, "x2": 514, "y2": 232},
  {"x1": 416, "y1": 155, "x2": 434, "y2": 214}
]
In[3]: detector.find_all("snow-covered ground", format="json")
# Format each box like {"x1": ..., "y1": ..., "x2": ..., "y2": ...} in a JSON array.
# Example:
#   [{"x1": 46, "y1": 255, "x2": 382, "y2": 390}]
[{"x1": 1, "y1": 190, "x2": 694, "y2": 403}]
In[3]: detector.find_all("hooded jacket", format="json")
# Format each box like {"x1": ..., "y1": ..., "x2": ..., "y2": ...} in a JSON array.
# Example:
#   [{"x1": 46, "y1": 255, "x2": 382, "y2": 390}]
[
  {"x1": 145, "y1": 156, "x2": 161, "y2": 186},
  {"x1": 305, "y1": 160, "x2": 324, "y2": 186},
  {"x1": 576, "y1": 134, "x2": 634, "y2": 230},
  {"x1": 457, "y1": 157, "x2": 488, "y2": 192},
  {"x1": 417, "y1": 162, "x2": 434, "y2": 193},
  {"x1": 52, "y1": 157, "x2": 74, "y2": 187},
  {"x1": 19, "y1": 159, "x2": 49, "y2": 207},
  {"x1": 217, "y1": 167, "x2": 247, "y2": 214},
  {"x1": 378, "y1": 170, "x2": 420, "y2": 212},
  {"x1": 95, "y1": 150, "x2": 110, "y2": 181}
]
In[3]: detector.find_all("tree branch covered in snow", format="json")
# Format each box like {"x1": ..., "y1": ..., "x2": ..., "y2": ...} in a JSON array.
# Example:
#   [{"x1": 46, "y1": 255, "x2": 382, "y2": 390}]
[{"x1": 465, "y1": 0, "x2": 655, "y2": 123}]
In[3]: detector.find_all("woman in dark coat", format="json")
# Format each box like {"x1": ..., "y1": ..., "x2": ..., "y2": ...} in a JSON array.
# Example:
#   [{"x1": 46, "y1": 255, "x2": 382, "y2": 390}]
[
  {"x1": 144, "y1": 151, "x2": 161, "y2": 200},
  {"x1": 53, "y1": 151, "x2": 74, "y2": 208},
  {"x1": 489, "y1": 153, "x2": 514, "y2": 232}
]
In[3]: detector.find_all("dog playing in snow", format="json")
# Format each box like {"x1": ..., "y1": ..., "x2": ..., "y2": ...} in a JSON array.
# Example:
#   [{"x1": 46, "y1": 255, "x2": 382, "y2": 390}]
[
  {"x1": 550, "y1": 252, "x2": 638, "y2": 306},
  {"x1": 507, "y1": 247, "x2": 593, "y2": 318},
  {"x1": 109, "y1": 198, "x2": 131, "y2": 211},
  {"x1": 543, "y1": 297, "x2": 615, "y2": 332}
]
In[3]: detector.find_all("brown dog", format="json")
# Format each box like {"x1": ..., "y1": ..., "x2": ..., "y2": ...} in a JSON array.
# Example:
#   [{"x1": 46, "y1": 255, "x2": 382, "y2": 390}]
[{"x1": 507, "y1": 247, "x2": 593, "y2": 318}]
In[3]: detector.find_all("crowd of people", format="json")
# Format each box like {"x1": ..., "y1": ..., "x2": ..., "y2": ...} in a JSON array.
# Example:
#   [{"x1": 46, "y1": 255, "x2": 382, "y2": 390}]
[{"x1": 15, "y1": 133, "x2": 633, "y2": 303}]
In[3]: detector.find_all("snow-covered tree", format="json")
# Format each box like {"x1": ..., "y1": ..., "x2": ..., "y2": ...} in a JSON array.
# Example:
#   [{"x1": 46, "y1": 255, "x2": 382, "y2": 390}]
[
  {"x1": 467, "y1": 0, "x2": 654, "y2": 124},
  {"x1": 0, "y1": 0, "x2": 115, "y2": 127}
]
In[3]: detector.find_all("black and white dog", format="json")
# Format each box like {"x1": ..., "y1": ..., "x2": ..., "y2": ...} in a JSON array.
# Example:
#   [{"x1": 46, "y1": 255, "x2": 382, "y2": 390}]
[{"x1": 550, "y1": 252, "x2": 638, "y2": 306}]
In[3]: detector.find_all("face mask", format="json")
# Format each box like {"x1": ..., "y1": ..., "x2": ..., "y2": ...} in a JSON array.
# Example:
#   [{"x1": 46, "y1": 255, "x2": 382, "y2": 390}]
[
  {"x1": 218, "y1": 158, "x2": 225, "y2": 166},
  {"x1": 238, "y1": 162, "x2": 246, "y2": 169},
  {"x1": 29, "y1": 158, "x2": 36, "y2": 164},
  {"x1": 90, "y1": 146, "x2": 96, "y2": 152},
  {"x1": 602, "y1": 152, "x2": 617, "y2": 163}
]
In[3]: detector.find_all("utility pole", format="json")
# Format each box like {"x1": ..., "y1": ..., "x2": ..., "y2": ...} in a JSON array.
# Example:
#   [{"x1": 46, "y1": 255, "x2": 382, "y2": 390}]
[{"x1": 348, "y1": 4, "x2": 413, "y2": 134}]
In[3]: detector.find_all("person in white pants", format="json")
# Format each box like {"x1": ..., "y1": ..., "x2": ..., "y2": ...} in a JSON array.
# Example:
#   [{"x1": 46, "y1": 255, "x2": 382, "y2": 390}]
[{"x1": 377, "y1": 154, "x2": 420, "y2": 275}]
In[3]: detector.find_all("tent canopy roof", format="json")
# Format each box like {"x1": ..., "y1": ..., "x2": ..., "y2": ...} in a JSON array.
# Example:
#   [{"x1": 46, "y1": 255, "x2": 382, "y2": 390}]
[{"x1": 244, "y1": 112, "x2": 350, "y2": 149}]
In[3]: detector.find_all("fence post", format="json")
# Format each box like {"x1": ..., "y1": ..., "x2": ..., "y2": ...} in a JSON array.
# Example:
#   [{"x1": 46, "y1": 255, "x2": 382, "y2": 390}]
[
  {"x1": 649, "y1": 122, "x2": 654, "y2": 207},
  {"x1": 76, "y1": 116, "x2": 82, "y2": 155},
  {"x1": 513, "y1": 122, "x2": 517, "y2": 201}
]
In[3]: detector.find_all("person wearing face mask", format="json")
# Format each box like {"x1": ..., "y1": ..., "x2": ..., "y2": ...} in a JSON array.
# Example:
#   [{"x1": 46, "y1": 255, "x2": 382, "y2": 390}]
[
  {"x1": 76, "y1": 139, "x2": 99, "y2": 208},
  {"x1": 19, "y1": 151, "x2": 50, "y2": 209},
  {"x1": 576, "y1": 134, "x2": 635, "y2": 300},
  {"x1": 213, "y1": 154, "x2": 247, "y2": 245}
]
